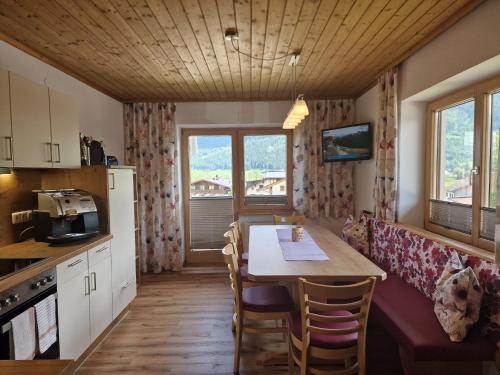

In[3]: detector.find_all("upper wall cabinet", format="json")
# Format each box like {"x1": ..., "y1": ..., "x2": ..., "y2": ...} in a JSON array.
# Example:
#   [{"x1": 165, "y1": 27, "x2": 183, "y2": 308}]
[
  {"x1": 49, "y1": 89, "x2": 80, "y2": 168},
  {"x1": 8, "y1": 72, "x2": 80, "y2": 168},
  {"x1": 0, "y1": 68, "x2": 13, "y2": 168},
  {"x1": 10, "y1": 72, "x2": 53, "y2": 168}
]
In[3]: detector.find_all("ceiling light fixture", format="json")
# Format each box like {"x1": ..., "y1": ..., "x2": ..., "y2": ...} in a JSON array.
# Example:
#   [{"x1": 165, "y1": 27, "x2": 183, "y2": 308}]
[
  {"x1": 224, "y1": 29, "x2": 309, "y2": 129},
  {"x1": 283, "y1": 54, "x2": 309, "y2": 129}
]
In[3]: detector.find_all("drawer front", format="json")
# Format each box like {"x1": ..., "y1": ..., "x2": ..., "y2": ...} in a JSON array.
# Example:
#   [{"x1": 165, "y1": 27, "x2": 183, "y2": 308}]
[
  {"x1": 112, "y1": 276, "x2": 136, "y2": 319},
  {"x1": 57, "y1": 253, "x2": 89, "y2": 284},
  {"x1": 88, "y1": 241, "x2": 111, "y2": 267}
]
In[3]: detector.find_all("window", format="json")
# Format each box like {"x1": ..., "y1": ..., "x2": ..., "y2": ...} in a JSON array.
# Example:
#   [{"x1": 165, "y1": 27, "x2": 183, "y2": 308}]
[
  {"x1": 426, "y1": 76, "x2": 500, "y2": 251},
  {"x1": 243, "y1": 134, "x2": 288, "y2": 206}
]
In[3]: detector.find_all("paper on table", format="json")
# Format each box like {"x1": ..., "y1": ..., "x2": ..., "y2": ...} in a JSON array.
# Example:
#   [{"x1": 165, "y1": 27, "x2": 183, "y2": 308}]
[{"x1": 276, "y1": 229, "x2": 330, "y2": 261}]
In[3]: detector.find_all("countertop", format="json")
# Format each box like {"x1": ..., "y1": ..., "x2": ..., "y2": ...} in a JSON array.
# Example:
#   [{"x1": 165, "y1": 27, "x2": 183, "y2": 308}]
[
  {"x1": 0, "y1": 360, "x2": 73, "y2": 375},
  {"x1": 0, "y1": 234, "x2": 113, "y2": 292}
]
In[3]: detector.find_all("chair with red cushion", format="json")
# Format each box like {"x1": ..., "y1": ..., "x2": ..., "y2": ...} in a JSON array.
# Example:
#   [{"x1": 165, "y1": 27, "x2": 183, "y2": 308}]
[
  {"x1": 222, "y1": 243, "x2": 295, "y2": 374},
  {"x1": 289, "y1": 277, "x2": 376, "y2": 375}
]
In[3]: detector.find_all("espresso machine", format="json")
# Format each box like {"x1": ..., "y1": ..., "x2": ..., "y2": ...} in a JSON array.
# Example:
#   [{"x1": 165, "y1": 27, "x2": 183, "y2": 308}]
[{"x1": 33, "y1": 189, "x2": 100, "y2": 244}]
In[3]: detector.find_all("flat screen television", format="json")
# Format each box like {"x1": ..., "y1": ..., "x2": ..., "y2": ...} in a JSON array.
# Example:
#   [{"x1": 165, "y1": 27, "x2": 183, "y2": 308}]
[{"x1": 322, "y1": 122, "x2": 372, "y2": 162}]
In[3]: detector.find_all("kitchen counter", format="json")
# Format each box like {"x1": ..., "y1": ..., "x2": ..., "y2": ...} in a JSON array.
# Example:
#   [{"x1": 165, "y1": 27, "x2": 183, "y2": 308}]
[
  {"x1": 0, "y1": 234, "x2": 113, "y2": 292},
  {"x1": 0, "y1": 360, "x2": 74, "y2": 375}
]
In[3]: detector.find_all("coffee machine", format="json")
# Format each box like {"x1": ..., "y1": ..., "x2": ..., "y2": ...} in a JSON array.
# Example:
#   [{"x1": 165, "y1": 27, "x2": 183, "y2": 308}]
[{"x1": 33, "y1": 189, "x2": 100, "y2": 244}]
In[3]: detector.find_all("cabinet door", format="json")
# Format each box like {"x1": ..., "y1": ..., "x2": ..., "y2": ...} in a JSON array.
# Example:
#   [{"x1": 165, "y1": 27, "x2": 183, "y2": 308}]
[
  {"x1": 49, "y1": 89, "x2": 80, "y2": 168},
  {"x1": 57, "y1": 270, "x2": 91, "y2": 360},
  {"x1": 108, "y1": 169, "x2": 137, "y2": 318},
  {"x1": 0, "y1": 69, "x2": 13, "y2": 168},
  {"x1": 89, "y1": 256, "x2": 113, "y2": 342},
  {"x1": 10, "y1": 73, "x2": 52, "y2": 168}
]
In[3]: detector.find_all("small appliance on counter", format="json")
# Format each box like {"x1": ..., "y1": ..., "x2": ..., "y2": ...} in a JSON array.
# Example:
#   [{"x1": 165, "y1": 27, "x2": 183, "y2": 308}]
[{"x1": 33, "y1": 189, "x2": 99, "y2": 244}]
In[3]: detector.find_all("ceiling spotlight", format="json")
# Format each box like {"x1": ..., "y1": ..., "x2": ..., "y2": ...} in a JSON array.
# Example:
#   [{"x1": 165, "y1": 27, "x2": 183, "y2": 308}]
[{"x1": 224, "y1": 29, "x2": 239, "y2": 41}]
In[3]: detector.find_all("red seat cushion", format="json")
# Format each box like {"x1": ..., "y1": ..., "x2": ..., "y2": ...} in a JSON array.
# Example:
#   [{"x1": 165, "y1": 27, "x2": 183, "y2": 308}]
[
  {"x1": 241, "y1": 252, "x2": 249, "y2": 263},
  {"x1": 372, "y1": 274, "x2": 497, "y2": 361},
  {"x1": 288, "y1": 310, "x2": 358, "y2": 349},
  {"x1": 242, "y1": 285, "x2": 294, "y2": 313}
]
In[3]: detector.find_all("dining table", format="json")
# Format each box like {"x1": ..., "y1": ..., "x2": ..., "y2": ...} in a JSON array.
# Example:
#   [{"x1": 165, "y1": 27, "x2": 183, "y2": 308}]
[
  {"x1": 246, "y1": 220, "x2": 386, "y2": 367},
  {"x1": 247, "y1": 220, "x2": 387, "y2": 283}
]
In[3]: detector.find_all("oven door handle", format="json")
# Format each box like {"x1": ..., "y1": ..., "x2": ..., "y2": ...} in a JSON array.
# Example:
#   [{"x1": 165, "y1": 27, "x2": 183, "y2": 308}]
[{"x1": 1, "y1": 293, "x2": 58, "y2": 334}]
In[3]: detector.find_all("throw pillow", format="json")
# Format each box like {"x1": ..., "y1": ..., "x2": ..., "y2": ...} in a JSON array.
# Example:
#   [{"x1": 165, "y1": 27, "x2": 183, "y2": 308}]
[
  {"x1": 433, "y1": 254, "x2": 483, "y2": 342},
  {"x1": 342, "y1": 215, "x2": 370, "y2": 255}
]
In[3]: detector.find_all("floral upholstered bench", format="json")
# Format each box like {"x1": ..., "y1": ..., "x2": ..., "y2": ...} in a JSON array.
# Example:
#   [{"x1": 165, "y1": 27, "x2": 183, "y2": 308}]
[{"x1": 343, "y1": 215, "x2": 499, "y2": 375}]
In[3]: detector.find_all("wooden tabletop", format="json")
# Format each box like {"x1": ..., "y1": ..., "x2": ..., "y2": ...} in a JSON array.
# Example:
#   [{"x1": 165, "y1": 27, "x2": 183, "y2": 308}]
[
  {"x1": 0, "y1": 360, "x2": 73, "y2": 375},
  {"x1": 247, "y1": 222, "x2": 387, "y2": 282},
  {"x1": 0, "y1": 234, "x2": 113, "y2": 292}
]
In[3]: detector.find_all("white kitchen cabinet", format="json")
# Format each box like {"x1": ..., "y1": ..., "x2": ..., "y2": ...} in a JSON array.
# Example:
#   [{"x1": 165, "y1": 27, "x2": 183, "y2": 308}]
[
  {"x1": 9, "y1": 73, "x2": 52, "y2": 168},
  {"x1": 56, "y1": 253, "x2": 91, "y2": 360},
  {"x1": 0, "y1": 68, "x2": 13, "y2": 168},
  {"x1": 49, "y1": 88, "x2": 80, "y2": 168},
  {"x1": 89, "y1": 249, "x2": 113, "y2": 341},
  {"x1": 57, "y1": 241, "x2": 112, "y2": 360},
  {"x1": 6, "y1": 71, "x2": 80, "y2": 168},
  {"x1": 108, "y1": 168, "x2": 137, "y2": 319}
]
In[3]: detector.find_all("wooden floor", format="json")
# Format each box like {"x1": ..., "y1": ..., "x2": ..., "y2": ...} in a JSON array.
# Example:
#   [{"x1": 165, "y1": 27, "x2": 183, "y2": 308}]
[
  {"x1": 76, "y1": 268, "x2": 289, "y2": 374},
  {"x1": 76, "y1": 267, "x2": 403, "y2": 375}
]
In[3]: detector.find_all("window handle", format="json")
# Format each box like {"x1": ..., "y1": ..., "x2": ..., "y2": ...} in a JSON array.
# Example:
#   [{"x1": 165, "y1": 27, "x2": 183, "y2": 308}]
[{"x1": 470, "y1": 166, "x2": 480, "y2": 185}]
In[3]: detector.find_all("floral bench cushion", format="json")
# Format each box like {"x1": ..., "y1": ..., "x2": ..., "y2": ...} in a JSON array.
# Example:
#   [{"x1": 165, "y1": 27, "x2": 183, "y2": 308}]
[{"x1": 368, "y1": 218, "x2": 499, "y2": 339}]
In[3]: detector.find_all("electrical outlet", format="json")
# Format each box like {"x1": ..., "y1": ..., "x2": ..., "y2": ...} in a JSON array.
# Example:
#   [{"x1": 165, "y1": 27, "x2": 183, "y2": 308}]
[{"x1": 11, "y1": 210, "x2": 33, "y2": 224}]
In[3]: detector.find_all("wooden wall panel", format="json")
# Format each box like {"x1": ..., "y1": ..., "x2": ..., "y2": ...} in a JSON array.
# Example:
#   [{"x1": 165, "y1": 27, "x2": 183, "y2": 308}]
[{"x1": 0, "y1": 0, "x2": 485, "y2": 101}]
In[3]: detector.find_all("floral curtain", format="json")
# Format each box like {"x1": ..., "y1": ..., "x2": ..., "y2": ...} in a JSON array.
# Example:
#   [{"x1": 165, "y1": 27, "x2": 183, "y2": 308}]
[
  {"x1": 124, "y1": 103, "x2": 183, "y2": 273},
  {"x1": 373, "y1": 67, "x2": 398, "y2": 222},
  {"x1": 293, "y1": 99, "x2": 355, "y2": 218}
]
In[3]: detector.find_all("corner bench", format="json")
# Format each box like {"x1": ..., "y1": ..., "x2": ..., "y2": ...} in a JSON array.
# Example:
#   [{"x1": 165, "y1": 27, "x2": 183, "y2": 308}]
[{"x1": 346, "y1": 217, "x2": 499, "y2": 374}]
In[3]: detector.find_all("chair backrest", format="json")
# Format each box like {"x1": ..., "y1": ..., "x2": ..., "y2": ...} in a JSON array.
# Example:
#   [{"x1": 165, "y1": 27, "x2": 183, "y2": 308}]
[
  {"x1": 229, "y1": 221, "x2": 244, "y2": 258},
  {"x1": 223, "y1": 229, "x2": 235, "y2": 245},
  {"x1": 297, "y1": 277, "x2": 376, "y2": 369},
  {"x1": 222, "y1": 243, "x2": 242, "y2": 312},
  {"x1": 273, "y1": 215, "x2": 306, "y2": 225}
]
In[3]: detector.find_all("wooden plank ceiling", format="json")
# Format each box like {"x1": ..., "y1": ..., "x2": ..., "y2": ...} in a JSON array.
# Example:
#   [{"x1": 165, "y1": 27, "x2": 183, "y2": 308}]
[{"x1": 0, "y1": 0, "x2": 483, "y2": 102}]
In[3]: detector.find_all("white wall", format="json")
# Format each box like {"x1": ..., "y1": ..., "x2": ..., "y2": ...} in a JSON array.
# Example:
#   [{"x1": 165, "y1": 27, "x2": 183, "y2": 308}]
[
  {"x1": 176, "y1": 101, "x2": 290, "y2": 125},
  {"x1": 354, "y1": 86, "x2": 378, "y2": 218},
  {"x1": 0, "y1": 42, "x2": 124, "y2": 162},
  {"x1": 399, "y1": 0, "x2": 500, "y2": 101},
  {"x1": 398, "y1": 101, "x2": 426, "y2": 226}
]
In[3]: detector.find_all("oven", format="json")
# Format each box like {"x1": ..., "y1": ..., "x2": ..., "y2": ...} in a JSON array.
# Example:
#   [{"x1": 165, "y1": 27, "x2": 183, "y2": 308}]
[{"x1": 0, "y1": 266, "x2": 58, "y2": 360}]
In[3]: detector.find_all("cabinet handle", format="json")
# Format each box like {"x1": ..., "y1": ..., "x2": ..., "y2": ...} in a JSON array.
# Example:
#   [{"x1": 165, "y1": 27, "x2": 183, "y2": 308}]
[
  {"x1": 109, "y1": 173, "x2": 115, "y2": 190},
  {"x1": 45, "y1": 142, "x2": 53, "y2": 162},
  {"x1": 4, "y1": 136, "x2": 13, "y2": 161},
  {"x1": 91, "y1": 272, "x2": 97, "y2": 291},
  {"x1": 121, "y1": 281, "x2": 130, "y2": 289},
  {"x1": 96, "y1": 246, "x2": 107, "y2": 253},
  {"x1": 67, "y1": 258, "x2": 83, "y2": 267},
  {"x1": 84, "y1": 275, "x2": 90, "y2": 296},
  {"x1": 53, "y1": 143, "x2": 61, "y2": 163}
]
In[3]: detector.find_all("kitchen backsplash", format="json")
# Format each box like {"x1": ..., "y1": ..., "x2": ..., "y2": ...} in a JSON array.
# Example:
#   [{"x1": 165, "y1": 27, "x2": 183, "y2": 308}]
[{"x1": 0, "y1": 170, "x2": 41, "y2": 247}]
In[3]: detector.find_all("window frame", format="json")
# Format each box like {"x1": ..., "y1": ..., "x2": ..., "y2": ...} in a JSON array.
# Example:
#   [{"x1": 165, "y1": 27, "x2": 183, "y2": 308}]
[
  {"x1": 425, "y1": 74, "x2": 500, "y2": 252},
  {"x1": 236, "y1": 128, "x2": 293, "y2": 214}
]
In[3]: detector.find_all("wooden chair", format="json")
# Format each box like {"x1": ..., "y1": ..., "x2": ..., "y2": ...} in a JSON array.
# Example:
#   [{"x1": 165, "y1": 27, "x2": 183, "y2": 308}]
[
  {"x1": 222, "y1": 243, "x2": 295, "y2": 374},
  {"x1": 273, "y1": 215, "x2": 306, "y2": 225},
  {"x1": 229, "y1": 221, "x2": 248, "y2": 263},
  {"x1": 288, "y1": 277, "x2": 376, "y2": 375}
]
